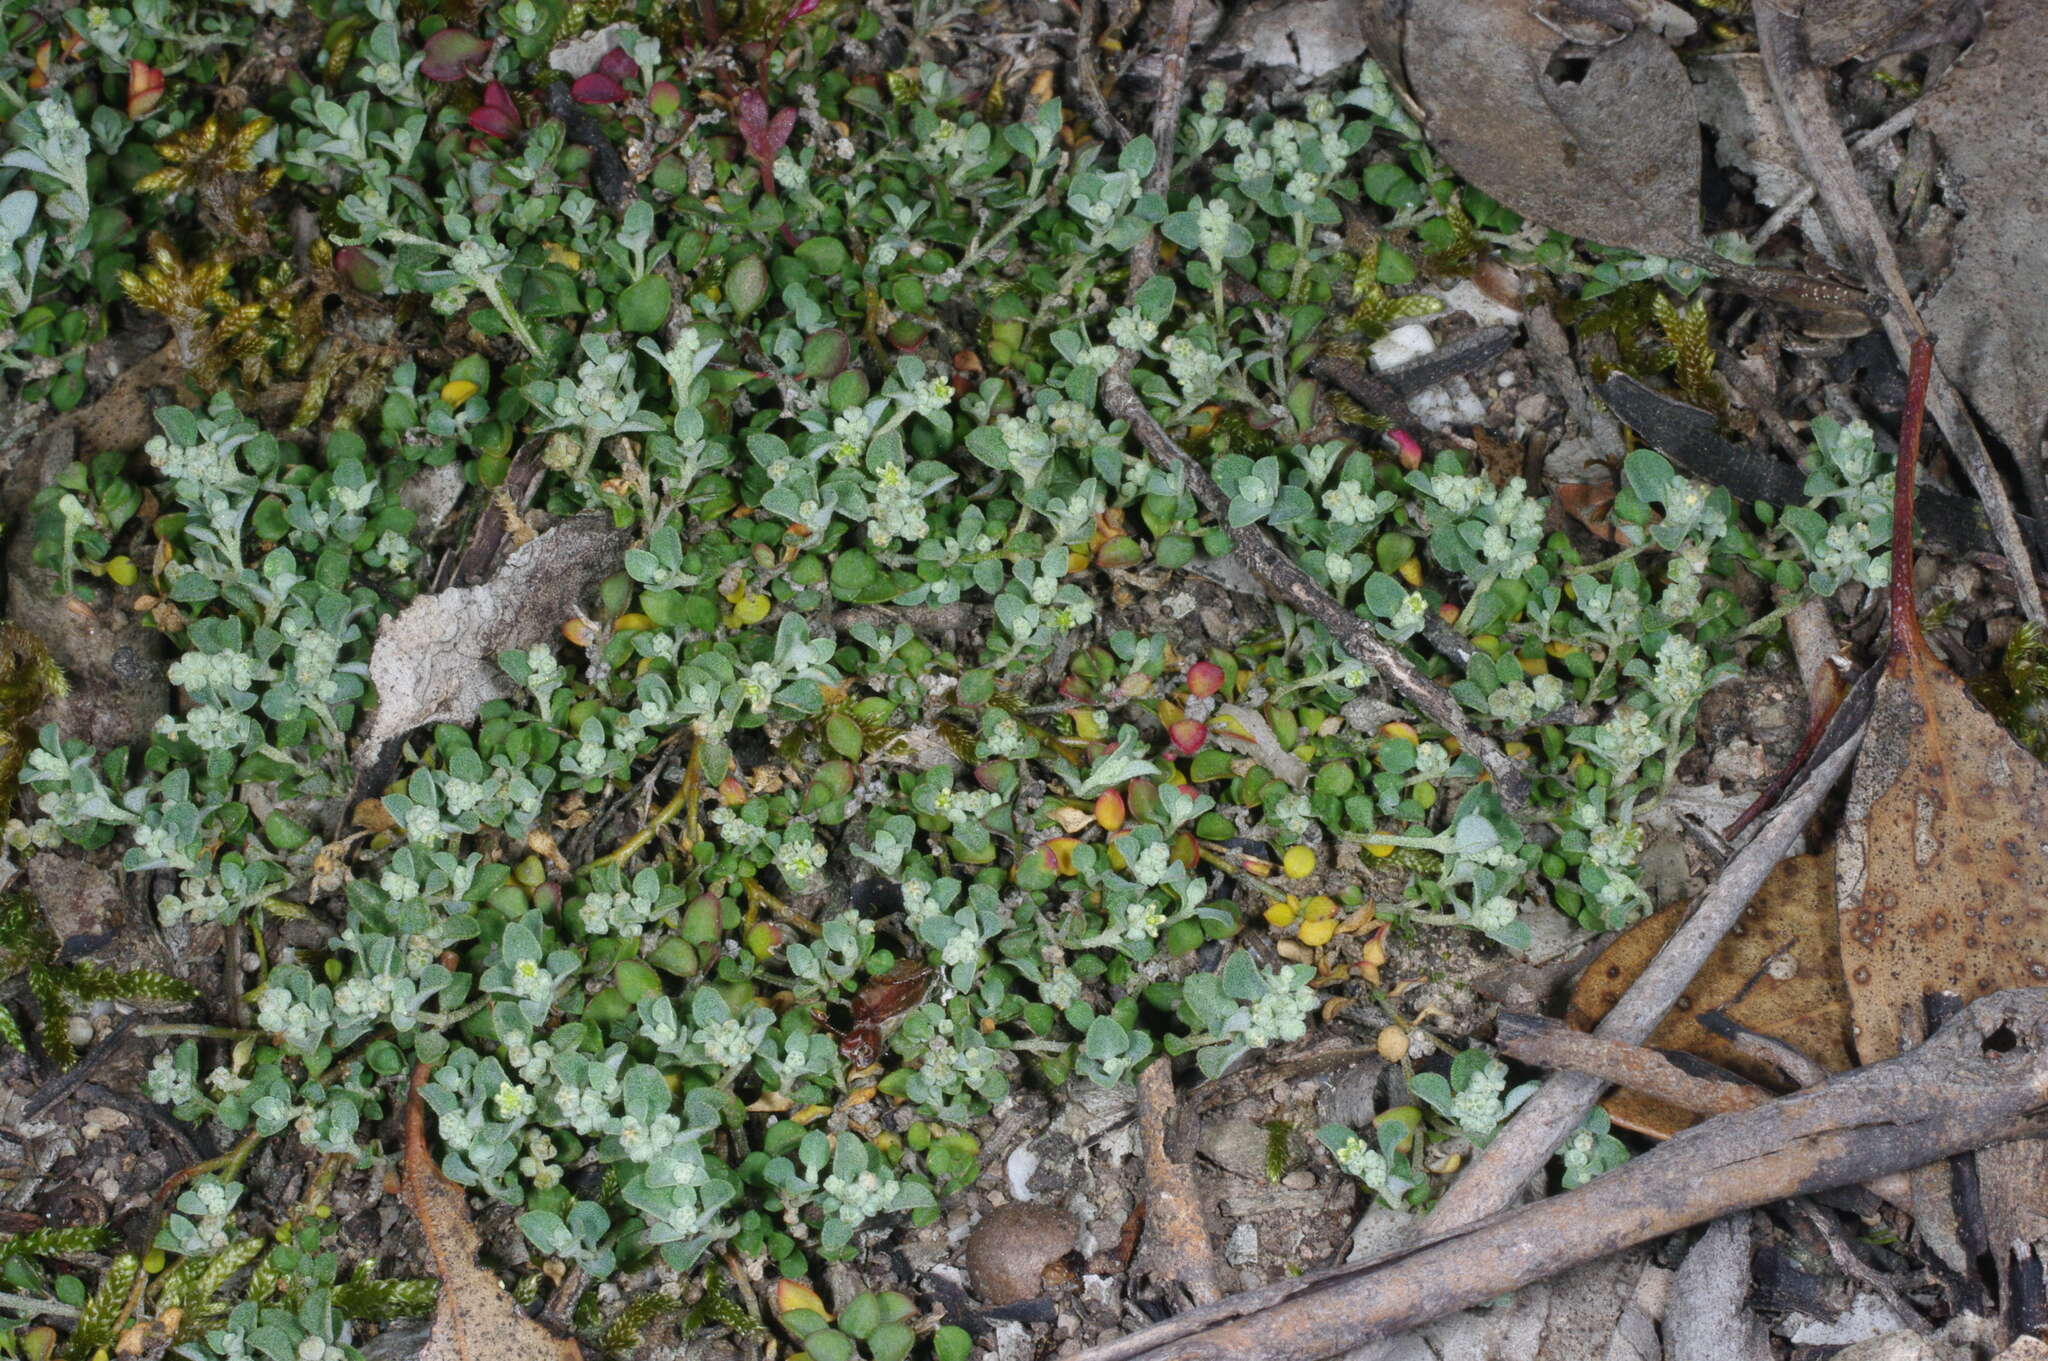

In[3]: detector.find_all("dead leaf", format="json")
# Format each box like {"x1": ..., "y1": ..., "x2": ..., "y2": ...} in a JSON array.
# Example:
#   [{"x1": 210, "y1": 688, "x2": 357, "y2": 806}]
[
  {"x1": 1834, "y1": 339, "x2": 2048, "y2": 1066},
  {"x1": 1920, "y1": 5, "x2": 2048, "y2": 480},
  {"x1": 357, "y1": 514, "x2": 629, "y2": 772},
  {"x1": 404, "y1": 1066, "x2": 583, "y2": 1361},
  {"x1": 1836, "y1": 338, "x2": 2048, "y2": 1266},
  {"x1": 1556, "y1": 482, "x2": 1622, "y2": 543},
  {"x1": 1400, "y1": 2, "x2": 1710, "y2": 264},
  {"x1": 1568, "y1": 851, "x2": 1852, "y2": 1138},
  {"x1": 1210, "y1": 703, "x2": 1310, "y2": 790}
]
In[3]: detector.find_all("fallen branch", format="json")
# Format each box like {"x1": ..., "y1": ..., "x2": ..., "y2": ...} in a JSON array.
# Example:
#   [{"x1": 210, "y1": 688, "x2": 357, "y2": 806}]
[
  {"x1": 1492, "y1": 1013, "x2": 1770, "y2": 1118},
  {"x1": 1422, "y1": 665, "x2": 1873, "y2": 1228},
  {"x1": 1753, "y1": 1, "x2": 2046, "y2": 621},
  {"x1": 1072, "y1": 987, "x2": 2048, "y2": 1361}
]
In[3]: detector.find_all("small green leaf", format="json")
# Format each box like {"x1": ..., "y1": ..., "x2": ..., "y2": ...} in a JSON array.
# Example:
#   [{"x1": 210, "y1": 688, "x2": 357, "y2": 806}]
[{"x1": 616, "y1": 273, "x2": 674, "y2": 334}]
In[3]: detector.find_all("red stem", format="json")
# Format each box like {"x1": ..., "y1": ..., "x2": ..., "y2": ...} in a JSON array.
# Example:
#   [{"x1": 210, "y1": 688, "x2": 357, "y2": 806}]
[{"x1": 1888, "y1": 336, "x2": 1935, "y2": 661}]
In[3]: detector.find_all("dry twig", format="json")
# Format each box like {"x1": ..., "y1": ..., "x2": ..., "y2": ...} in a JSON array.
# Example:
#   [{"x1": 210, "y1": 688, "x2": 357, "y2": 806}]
[{"x1": 1492, "y1": 1012, "x2": 1770, "y2": 1118}]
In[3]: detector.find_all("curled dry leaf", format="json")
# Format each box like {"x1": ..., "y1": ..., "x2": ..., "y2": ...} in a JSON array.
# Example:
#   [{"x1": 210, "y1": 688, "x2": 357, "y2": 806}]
[
  {"x1": 357, "y1": 514, "x2": 630, "y2": 773},
  {"x1": 1398, "y1": 1, "x2": 1709, "y2": 263},
  {"x1": 1567, "y1": 850, "x2": 1852, "y2": 1138},
  {"x1": 404, "y1": 1066, "x2": 583, "y2": 1361}
]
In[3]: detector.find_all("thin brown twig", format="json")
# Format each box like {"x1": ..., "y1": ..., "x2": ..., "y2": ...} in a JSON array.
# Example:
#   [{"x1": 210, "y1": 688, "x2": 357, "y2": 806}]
[
  {"x1": 1124, "y1": 0, "x2": 1198, "y2": 295},
  {"x1": 1492, "y1": 1012, "x2": 1770, "y2": 1117},
  {"x1": 1753, "y1": 1, "x2": 2046, "y2": 622}
]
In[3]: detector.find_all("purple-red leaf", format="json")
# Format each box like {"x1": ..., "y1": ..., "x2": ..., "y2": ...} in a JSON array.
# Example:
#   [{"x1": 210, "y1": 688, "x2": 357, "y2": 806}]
[
  {"x1": 420, "y1": 27, "x2": 490, "y2": 83},
  {"x1": 596, "y1": 45, "x2": 638, "y2": 84},
  {"x1": 469, "y1": 81, "x2": 521, "y2": 138},
  {"x1": 735, "y1": 89, "x2": 797, "y2": 164},
  {"x1": 570, "y1": 71, "x2": 626, "y2": 105}
]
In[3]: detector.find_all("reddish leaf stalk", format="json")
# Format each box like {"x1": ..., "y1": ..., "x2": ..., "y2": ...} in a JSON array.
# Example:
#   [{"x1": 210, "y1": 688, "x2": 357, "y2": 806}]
[{"x1": 1889, "y1": 337, "x2": 1934, "y2": 662}]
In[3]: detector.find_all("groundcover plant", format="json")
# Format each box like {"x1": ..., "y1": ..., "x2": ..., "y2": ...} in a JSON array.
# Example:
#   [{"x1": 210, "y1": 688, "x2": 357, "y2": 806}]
[{"x1": 0, "y1": 1, "x2": 1900, "y2": 1354}]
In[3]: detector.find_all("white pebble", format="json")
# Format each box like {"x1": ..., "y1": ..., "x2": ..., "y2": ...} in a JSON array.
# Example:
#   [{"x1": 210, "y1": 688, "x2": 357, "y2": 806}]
[
  {"x1": 1369, "y1": 324, "x2": 1436, "y2": 372},
  {"x1": 1006, "y1": 1145, "x2": 1040, "y2": 1201}
]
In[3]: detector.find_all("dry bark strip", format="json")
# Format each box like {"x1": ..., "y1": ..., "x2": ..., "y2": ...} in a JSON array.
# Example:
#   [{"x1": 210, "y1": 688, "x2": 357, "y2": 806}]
[
  {"x1": 1493, "y1": 1013, "x2": 1771, "y2": 1118},
  {"x1": 1752, "y1": 0, "x2": 2046, "y2": 621},
  {"x1": 404, "y1": 1066, "x2": 583, "y2": 1361},
  {"x1": 1072, "y1": 987, "x2": 2048, "y2": 1361},
  {"x1": 1135, "y1": 1057, "x2": 1226, "y2": 1306}
]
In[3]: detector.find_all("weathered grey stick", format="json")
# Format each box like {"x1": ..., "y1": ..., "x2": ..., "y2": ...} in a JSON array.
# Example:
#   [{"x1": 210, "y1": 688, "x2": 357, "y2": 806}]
[
  {"x1": 1423, "y1": 668, "x2": 1873, "y2": 1229},
  {"x1": 1073, "y1": 988, "x2": 2048, "y2": 1361},
  {"x1": 1753, "y1": 1, "x2": 2046, "y2": 621}
]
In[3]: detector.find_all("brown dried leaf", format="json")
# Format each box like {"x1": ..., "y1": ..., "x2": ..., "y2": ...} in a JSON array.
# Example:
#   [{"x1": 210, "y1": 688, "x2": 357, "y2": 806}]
[
  {"x1": 1835, "y1": 339, "x2": 2048, "y2": 1065},
  {"x1": 357, "y1": 514, "x2": 629, "y2": 772},
  {"x1": 1568, "y1": 850, "x2": 1852, "y2": 1138},
  {"x1": 1834, "y1": 338, "x2": 2048, "y2": 1262},
  {"x1": 1400, "y1": 2, "x2": 1708, "y2": 263},
  {"x1": 404, "y1": 1066, "x2": 583, "y2": 1361}
]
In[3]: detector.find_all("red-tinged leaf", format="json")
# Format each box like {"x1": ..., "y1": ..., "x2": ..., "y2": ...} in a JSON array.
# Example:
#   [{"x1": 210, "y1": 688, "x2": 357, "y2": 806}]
[
  {"x1": 126, "y1": 61, "x2": 164, "y2": 119},
  {"x1": 420, "y1": 28, "x2": 490, "y2": 83},
  {"x1": 570, "y1": 72, "x2": 626, "y2": 105},
  {"x1": 469, "y1": 83, "x2": 521, "y2": 139},
  {"x1": 737, "y1": 89, "x2": 769, "y2": 139},
  {"x1": 596, "y1": 45, "x2": 637, "y2": 84}
]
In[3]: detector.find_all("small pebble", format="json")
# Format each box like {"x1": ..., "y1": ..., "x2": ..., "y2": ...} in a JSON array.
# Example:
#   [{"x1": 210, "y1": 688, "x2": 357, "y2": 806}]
[
  {"x1": 1282, "y1": 1170, "x2": 1316, "y2": 1191},
  {"x1": 965, "y1": 1203, "x2": 1078, "y2": 1306},
  {"x1": 66, "y1": 1016, "x2": 95, "y2": 1049}
]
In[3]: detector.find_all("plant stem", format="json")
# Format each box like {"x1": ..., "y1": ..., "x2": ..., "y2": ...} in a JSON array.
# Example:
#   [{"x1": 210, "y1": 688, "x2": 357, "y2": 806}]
[
  {"x1": 0, "y1": 1291, "x2": 76, "y2": 1319},
  {"x1": 133, "y1": 1024, "x2": 264, "y2": 1040}
]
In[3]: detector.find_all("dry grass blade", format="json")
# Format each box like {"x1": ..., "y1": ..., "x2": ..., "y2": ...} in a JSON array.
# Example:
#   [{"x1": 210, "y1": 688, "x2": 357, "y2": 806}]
[{"x1": 404, "y1": 1066, "x2": 583, "y2": 1361}]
